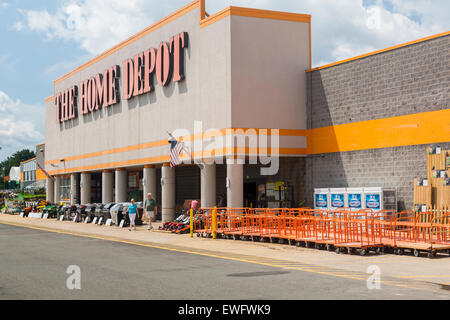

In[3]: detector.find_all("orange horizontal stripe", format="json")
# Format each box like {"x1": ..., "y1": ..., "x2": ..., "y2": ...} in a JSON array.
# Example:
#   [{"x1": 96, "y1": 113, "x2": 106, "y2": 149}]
[
  {"x1": 307, "y1": 31, "x2": 450, "y2": 72},
  {"x1": 200, "y1": 6, "x2": 310, "y2": 29},
  {"x1": 48, "y1": 155, "x2": 171, "y2": 175},
  {"x1": 20, "y1": 157, "x2": 36, "y2": 164},
  {"x1": 47, "y1": 146, "x2": 307, "y2": 175},
  {"x1": 45, "y1": 109, "x2": 450, "y2": 169},
  {"x1": 185, "y1": 147, "x2": 305, "y2": 158},
  {"x1": 306, "y1": 109, "x2": 450, "y2": 154},
  {"x1": 45, "y1": 128, "x2": 304, "y2": 165},
  {"x1": 45, "y1": 139, "x2": 168, "y2": 165},
  {"x1": 44, "y1": 96, "x2": 54, "y2": 103},
  {"x1": 53, "y1": 0, "x2": 200, "y2": 85}
]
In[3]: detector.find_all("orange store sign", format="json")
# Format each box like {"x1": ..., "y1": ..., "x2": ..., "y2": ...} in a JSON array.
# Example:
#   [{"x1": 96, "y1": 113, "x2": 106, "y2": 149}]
[{"x1": 55, "y1": 32, "x2": 188, "y2": 123}]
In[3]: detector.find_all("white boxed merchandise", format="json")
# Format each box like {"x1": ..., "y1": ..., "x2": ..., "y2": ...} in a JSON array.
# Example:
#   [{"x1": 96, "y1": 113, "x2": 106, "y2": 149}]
[
  {"x1": 346, "y1": 188, "x2": 364, "y2": 211},
  {"x1": 329, "y1": 188, "x2": 346, "y2": 210},
  {"x1": 314, "y1": 188, "x2": 329, "y2": 210},
  {"x1": 363, "y1": 187, "x2": 397, "y2": 219},
  {"x1": 363, "y1": 187, "x2": 383, "y2": 212}
]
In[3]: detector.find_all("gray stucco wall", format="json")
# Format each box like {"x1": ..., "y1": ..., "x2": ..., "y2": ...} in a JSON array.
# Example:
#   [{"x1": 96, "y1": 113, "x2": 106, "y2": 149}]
[
  {"x1": 304, "y1": 34, "x2": 450, "y2": 210},
  {"x1": 36, "y1": 144, "x2": 45, "y2": 169}
]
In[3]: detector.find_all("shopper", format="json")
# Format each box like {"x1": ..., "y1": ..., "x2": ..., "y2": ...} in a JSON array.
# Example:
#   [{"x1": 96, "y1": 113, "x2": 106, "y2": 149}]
[
  {"x1": 191, "y1": 199, "x2": 199, "y2": 213},
  {"x1": 217, "y1": 193, "x2": 226, "y2": 208},
  {"x1": 144, "y1": 193, "x2": 156, "y2": 230},
  {"x1": 128, "y1": 199, "x2": 138, "y2": 231}
]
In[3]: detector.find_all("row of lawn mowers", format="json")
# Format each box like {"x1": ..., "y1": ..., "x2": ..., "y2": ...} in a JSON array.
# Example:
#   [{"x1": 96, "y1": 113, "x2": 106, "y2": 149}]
[
  {"x1": 23, "y1": 201, "x2": 145, "y2": 228},
  {"x1": 159, "y1": 210, "x2": 200, "y2": 234}
]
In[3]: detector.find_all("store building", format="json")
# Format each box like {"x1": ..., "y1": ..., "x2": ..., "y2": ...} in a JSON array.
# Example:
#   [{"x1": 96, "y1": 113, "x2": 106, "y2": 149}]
[
  {"x1": 44, "y1": 0, "x2": 449, "y2": 220},
  {"x1": 20, "y1": 144, "x2": 47, "y2": 193},
  {"x1": 3, "y1": 167, "x2": 20, "y2": 190}
]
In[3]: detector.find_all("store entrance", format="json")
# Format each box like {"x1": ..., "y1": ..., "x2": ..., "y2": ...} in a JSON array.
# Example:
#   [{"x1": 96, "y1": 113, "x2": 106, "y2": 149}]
[
  {"x1": 244, "y1": 178, "x2": 267, "y2": 208},
  {"x1": 244, "y1": 182, "x2": 257, "y2": 208}
]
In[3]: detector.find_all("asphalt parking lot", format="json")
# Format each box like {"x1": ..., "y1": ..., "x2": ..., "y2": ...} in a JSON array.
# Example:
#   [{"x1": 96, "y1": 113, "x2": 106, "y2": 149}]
[{"x1": 1, "y1": 223, "x2": 450, "y2": 300}]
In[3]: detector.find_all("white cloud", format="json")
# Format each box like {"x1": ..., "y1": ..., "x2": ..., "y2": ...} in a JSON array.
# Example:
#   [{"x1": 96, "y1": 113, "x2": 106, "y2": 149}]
[
  {"x1": 12, "y1": 0, "x2": 450, "y2": 66},
  {"x1": 12, "y1": 21, "x2": 23, "y2": 31},
  {"x1": 0, "y1": 91, "x2": 44, "y2": 161},
  {"x1": 16, "y1": 0, "x2": 187, "y2": 55},
  {"x1": 0, "y1": 2, "x2": 8, "y2": 9}
]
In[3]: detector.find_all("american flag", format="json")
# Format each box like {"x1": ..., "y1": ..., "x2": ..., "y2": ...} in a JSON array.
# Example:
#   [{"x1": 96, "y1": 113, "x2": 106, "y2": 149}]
[{"x1": 170, "y1": 139, "x2": 183, "y2": 168}]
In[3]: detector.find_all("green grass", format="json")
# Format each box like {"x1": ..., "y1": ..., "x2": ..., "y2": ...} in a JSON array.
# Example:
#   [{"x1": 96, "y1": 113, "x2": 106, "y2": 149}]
[{"x1": 22, "y1": 194, "x2": 46, "y2": 199}]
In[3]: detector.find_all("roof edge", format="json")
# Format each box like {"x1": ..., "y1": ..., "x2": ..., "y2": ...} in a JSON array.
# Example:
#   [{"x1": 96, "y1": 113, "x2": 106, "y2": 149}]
[{"x1": 307, "y1": 30, "x2": 450, "y2": 73}]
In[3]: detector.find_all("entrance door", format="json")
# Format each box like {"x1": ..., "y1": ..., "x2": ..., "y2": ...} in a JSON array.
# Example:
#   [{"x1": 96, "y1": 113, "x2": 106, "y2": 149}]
[{"x1": 244, "y1": 182, "x2": 257, "y2": 208}]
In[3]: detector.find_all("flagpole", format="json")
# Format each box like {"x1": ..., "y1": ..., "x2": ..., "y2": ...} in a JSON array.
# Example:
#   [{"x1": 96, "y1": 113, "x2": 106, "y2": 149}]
[
  {"x1": 167, "y1": 131, "x2": 204, "y2": 170},
  {"x1": 36, "y1": 162, "x2": 55, "y2": 181}
]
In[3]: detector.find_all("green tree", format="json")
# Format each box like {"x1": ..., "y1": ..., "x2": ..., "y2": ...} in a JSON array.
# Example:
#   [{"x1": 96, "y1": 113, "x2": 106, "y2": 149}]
[{"x1": 0, "y1": 149, "x2": 36, "y2": 188}]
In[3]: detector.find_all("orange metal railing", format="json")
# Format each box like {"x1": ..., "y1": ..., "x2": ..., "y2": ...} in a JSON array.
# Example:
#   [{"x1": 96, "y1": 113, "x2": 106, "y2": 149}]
[{"x1": 192, "y1": 207, "x2": 450, "y2": 255}]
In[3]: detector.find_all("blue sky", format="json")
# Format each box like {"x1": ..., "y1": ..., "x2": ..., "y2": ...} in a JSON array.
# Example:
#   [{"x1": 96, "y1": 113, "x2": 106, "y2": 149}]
[{"x1": 0, "y1": 0, "x2": 448, "y2": 161}]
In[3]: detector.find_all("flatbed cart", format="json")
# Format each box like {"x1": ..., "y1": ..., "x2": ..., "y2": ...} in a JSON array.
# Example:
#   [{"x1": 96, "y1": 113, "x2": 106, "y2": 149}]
[
  {"x1": 333, "y1": 241, "x2": 384, "y2": 256},
  {"x1": 222, "y1": 210, "x2": 246, "y2": 240},
  {"x1": 292, "y1": 210, "x2": 334, "y2": 250},
  {"x1": 388, "y1": 241, "x2": 450, "y2": 258},
  {"x1": 256, "y1": 213, "x2": 280, "y2": 243},
  {"x1": 384, "y1": 212, "x2": 450, "y2": 258},
  {"x1": 332, "y1": 211, "x2": 384, "y2": 255},
  {"x1": 194, "y1": 211, "x2": 211, "y2": 238}
]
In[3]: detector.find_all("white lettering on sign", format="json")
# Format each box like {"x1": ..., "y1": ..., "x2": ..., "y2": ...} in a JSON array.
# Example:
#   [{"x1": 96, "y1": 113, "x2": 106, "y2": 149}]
[{"x1": 55, "y1": 32, "x2": 189, "y2": 124}]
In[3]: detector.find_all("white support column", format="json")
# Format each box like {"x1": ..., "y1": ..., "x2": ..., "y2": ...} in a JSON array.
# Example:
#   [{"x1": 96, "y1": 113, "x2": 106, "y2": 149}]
[
  {"x1": 115, "y1": 169, "x2": 128, "y2": 203},
  {"x1": 226, "y1": 158, "x2": 244, "y2": 208},
  {"x1": 54, "y1": 176, "x2": 61, "y2": 203},
  {"x1": 80, "y1": 172, "x2": 91, "y2": 205},
  {"x1": 102, "y1": 170, "x2": 114, "y2": 204},
  {"x1": 201, "y1": 163, "x2": 216, "y2": 208},
  {"x1": 143, "y1": 165, "x2": 157, "y2": 200},
  {"x1": 46, "y1": 177, "x2": 54, "y2": 203},
  {"x1": 70, "y1": 173, "x2": 79, "y2": 205},
  {"x1": 161, "y1": 164, "x2": 175, "y2": 223}
]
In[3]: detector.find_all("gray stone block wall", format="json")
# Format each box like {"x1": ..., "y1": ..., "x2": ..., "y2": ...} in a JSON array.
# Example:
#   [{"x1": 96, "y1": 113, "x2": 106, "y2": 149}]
[
  {"x1": 303, "y1": 34, "x2": 450, "y2": 210},
  {"x1": 307, "y1": 34, "x2": 449, "y2": 129},
  {"x1": 304, "y1": 143, "x2": 450, "y2": 210}
]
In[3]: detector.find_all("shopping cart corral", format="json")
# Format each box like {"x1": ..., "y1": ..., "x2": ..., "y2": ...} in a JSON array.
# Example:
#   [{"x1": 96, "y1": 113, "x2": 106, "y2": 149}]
[{"x1": 192, "y1": 207, "x2": 450, "y2": 258}]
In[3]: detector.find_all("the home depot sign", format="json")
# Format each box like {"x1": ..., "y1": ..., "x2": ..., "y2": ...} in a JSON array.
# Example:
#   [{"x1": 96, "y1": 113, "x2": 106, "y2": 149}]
[{"x1": 55, "y1": 32, "x2": 188, "y2": 123}]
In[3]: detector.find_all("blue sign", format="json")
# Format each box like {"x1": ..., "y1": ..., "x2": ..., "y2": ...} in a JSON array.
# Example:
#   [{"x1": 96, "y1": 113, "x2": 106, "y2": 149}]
[
  {"x1": 365, "y1": 194, "x2": 381, "y2": 210},
  {"x1": 331, "y1": 194, "x2": 345, "y2": 208},
  {"x1": 315, "y1": 194, "x2": 328, "y2": 208},
  {"x1": 348, "y1": 194, "x2": 362, "y2": 209}
]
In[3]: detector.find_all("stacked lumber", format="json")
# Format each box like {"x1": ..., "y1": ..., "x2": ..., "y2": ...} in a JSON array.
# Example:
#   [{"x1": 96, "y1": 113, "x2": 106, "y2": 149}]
[{"x1": 414, "y1": 147, "x2": 450, "y2": 220}]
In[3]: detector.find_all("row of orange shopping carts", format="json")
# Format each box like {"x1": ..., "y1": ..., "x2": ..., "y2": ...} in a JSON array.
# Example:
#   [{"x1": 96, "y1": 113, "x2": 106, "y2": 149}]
[{"x1": 193, "y1": 208, "x2": 450, "y2": 258}]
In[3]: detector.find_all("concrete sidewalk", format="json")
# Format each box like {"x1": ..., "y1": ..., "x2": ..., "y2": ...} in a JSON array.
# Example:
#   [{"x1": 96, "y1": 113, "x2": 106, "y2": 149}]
[{"x1": 1, "y1": 213, "x2": 450, "y2": 290}]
